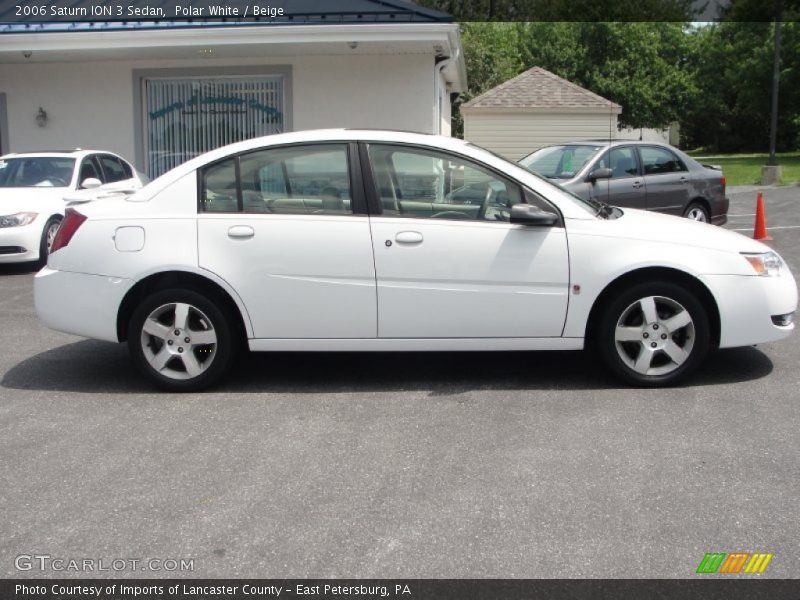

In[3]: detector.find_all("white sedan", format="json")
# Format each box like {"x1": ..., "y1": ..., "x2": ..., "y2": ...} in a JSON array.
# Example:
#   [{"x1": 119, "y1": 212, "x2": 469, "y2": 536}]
[
  {"x1": 0, "y1": 149, "x2": 143, "y2": 265},
  {"x1": 34, "y1": 130, "x2": 797, "y2": 391}
]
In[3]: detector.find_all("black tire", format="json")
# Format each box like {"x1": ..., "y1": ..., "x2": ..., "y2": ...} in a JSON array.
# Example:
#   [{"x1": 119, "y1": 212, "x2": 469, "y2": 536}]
[
  {"x1": 683, "y1": 202, "x2": 710, "y2": 223},
  {"x1": 595, "y1": 281, "x2": 710, "y2": 387},
  {"x1": 38, "y1": 216, "x2": 62, "y2": 266},
  {"x1": 128, "y1": 288, "x2": 237, "y2": 392}
]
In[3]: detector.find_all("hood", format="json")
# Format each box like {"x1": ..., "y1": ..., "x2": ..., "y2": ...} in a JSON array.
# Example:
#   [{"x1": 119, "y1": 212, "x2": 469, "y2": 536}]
[
  {"x1": 578, "y1": 208, "x2": 768, "y2": 254},
  {"x1": 0, "y1": 187, "x2": 68, "y2": 215}
]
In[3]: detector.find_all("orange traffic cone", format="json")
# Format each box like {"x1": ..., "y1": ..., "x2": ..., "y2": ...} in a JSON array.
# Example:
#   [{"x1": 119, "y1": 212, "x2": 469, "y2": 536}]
[{"x1": 753, "y1": 191, "x2": 772, "y2": 241}]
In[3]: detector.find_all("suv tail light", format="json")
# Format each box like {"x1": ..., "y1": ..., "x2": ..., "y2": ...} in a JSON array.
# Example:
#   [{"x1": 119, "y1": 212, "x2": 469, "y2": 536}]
[
  {"x1": 50, "y1": 208, "x2": 87, "y2": 253},
  {"x1": 720, "y1": 175, "x2": 726, "y2": 190}
]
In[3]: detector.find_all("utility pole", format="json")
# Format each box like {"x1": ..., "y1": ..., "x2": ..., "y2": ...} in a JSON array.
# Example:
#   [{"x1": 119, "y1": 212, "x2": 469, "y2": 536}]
[{"x1": 763, "y1": 0, "x2": 783, "y2": 184}]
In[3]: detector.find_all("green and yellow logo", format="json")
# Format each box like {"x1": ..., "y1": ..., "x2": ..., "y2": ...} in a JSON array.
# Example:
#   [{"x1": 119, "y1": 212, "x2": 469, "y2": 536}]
[{"x1": 696, "y1": 552, "x2": 773, "y2": 574}]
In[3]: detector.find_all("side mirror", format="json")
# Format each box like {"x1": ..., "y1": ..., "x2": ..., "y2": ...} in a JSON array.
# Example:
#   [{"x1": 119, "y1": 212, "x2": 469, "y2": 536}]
[
  {"x1": 588, "y1": 167, "x2": 612, "y2": 183},
  {"x1": 81, "y1": 177, "x2": 102, "y2": 190},
  {"x1": 510, "y1": 204, "x2": 558, "y2": 226}
]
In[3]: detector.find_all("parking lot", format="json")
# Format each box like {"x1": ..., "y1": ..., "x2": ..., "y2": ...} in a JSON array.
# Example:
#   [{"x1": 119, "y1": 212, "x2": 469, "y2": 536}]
[{"x1": 1, "y1": 186, "x2": 799, "y2": 579}]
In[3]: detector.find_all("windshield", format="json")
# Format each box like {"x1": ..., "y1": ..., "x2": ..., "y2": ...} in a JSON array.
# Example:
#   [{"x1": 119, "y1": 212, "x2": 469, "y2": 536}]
[
  {"x1": 519, "y1": 145, "x2": 603, "y2": 180},
  {"x1": 0, "y1": 157, "x2": 75, "y2": 188}
]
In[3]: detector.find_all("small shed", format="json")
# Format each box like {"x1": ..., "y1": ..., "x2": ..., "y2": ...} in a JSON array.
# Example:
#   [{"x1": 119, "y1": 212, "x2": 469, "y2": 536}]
[{"x1": 461, "y1": 67, "x2": 622, "y2": 161}]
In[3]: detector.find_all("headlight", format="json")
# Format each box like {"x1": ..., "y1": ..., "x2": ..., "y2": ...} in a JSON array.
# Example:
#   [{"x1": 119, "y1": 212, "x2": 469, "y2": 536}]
[
  {"x1": 742, "y1": 251, "x2": 784, "y2": 276},
  {"x1": 0, "y1": 212, "x2": 38, "y2": 228}
]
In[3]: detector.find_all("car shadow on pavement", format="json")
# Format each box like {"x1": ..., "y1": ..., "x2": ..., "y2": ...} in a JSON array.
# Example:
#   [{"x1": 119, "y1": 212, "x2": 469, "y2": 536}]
[
  {"x1": 1, "y1": 339, "x2": 774, "y2": 395},
  {"x1": 0, "y1": 263, "x2": 40, "y2": 276}
]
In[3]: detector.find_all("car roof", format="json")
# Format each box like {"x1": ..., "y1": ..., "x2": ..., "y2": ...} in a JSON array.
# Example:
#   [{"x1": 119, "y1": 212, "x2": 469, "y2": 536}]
[
  {"x1": 563, "y1": 139, "x2": 673, "y2": 147},
  {"x1": 0, "y1": 149, "x2": 117, "y2": 160},
  {"x1": 162, "y1": 128, "x2": 471, "y2": 175}
]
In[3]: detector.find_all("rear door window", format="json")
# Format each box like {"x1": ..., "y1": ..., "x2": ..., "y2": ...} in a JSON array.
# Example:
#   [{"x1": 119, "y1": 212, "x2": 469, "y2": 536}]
[
  {"x1": 198, "y1": 144, "x2": 353, "y2": 215},
  {"x1": 639, "y1": 146, "x2": 687, "y2": 175}
]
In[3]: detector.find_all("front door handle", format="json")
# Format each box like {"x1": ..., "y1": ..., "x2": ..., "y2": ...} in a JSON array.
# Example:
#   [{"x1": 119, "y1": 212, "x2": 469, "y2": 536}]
[
  {"x1": 228, "y1": 225, "x2": 255, "y2": 239},
  {"x1": 395, "y1": 231, "x2": 423, "y2": 244},
  {"x1": 632, "y1": 180, "x2": 644, "y2": 189}
]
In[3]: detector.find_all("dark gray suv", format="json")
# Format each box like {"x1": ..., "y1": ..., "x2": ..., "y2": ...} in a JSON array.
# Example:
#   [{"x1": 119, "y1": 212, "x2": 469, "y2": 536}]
[{"x1": 519, "y1": 141, "x2": 729, "y2": 225}]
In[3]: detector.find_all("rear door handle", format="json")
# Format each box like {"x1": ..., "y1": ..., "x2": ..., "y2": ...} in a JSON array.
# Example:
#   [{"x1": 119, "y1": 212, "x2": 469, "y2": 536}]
[
  {"x1": 394, "y1": 231, "x2": 423, "y2": 244},
  {"x1": 679, "y1": 176, "x2": 689, "y2": 184},
  {"x1": 632, "y1": 180, "x2": 644, "y2": 189},
  {"x1": 228, "y1": 225, "x2": 255, "y2": 239}
]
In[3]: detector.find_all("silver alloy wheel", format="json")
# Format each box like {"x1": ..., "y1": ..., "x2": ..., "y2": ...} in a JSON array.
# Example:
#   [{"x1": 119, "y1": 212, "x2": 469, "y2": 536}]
[
  {"x1": 614, "y1": 295, "x2": 695, "y2": 377},
  {"x1": 685, "y1": 206, "x2": 708, "y2": 222},
  {"x1": 140, "y1": 302, "x2": 217, "y2": 381},
  {"x1": 45, "y1": 220, "x2": 61, "y2": 254}
]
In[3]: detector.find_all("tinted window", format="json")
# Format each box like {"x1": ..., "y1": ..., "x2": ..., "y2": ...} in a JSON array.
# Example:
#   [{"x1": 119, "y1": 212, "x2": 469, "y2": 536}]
[
  {"x1": 79, "y1": 157, "x2": 102, "y2": 185},
  {"x1": 238, "y1": 144, "x2": 352, "y2": 215},
  {"x1": 120, "y1": 159, "x2": 133, "y2": 179},
  {"x1": 201, "y1": 157, "x2": 238, "y2": 213},
  {"x1": 0, "y1": 157, "x2": 75, "y2": 188},
  {"x1": 598, "y1": 147, "x2": 639, "y2": 178},
  {"x1": 368, "y1": 144, "x2": 522, "y2": 222},
  {"x1": 519, "y1": 145, "x2": 604, "y2": 179},
  {"x1": 98, "y1": 155, "x2": 128, "y2": 183},
  {"x1": 640, "y1": 146, "x2": 686, "y2": 175}
]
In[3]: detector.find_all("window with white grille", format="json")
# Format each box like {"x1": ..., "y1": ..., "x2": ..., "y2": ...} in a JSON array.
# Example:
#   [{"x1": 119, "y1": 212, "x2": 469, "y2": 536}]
[{"x1": 144, "y1": 76, "x2": 284, "y2": 178}]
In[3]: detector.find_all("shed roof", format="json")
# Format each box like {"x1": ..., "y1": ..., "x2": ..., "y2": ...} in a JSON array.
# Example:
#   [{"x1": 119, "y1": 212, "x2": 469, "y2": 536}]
[{"x1": 462, "y1": 67, "x2": 622, "y2": 112}]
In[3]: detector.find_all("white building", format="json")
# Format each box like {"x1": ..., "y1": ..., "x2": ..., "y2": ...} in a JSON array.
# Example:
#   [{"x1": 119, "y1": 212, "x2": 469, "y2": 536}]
[
  {"x1": 462, "y1": 67, "x2": 622, "y2": 162},
  {"x1": 0, "y1": 2, "x2": 466, "y2": 177}
]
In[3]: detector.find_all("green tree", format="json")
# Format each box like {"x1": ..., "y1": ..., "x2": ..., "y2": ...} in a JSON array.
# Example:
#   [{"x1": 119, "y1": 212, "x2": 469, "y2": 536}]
[
  {"x1": 451, "y1": 22, "x2": 524, "y2": 137},
  {"x1": 454, "y1": 23, "x2": 695, "y2": 137},
  {"x1": 682, "y1": 21, "x2": 800, "y2": 152}
]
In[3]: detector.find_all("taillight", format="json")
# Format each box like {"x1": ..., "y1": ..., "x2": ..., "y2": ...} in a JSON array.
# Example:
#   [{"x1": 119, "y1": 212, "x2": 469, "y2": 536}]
[
  {"x1": 720, "y1": 175, "x2": 726, "y2": 189},
  {"x1": 50, "y1": 208, "x2": 87, "y2": 253}
]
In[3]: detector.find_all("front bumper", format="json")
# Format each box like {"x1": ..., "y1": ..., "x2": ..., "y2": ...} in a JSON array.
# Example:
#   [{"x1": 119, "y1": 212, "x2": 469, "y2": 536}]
[
  {"x1": 35, "y1": 267, "x2": 133, "y2": 342},
  {"x1": 0, "y1": 223, "x2": 42, "y2": 263},
  {"x1": 703, "y1": 270, "x2": 797, "y2": 348}
]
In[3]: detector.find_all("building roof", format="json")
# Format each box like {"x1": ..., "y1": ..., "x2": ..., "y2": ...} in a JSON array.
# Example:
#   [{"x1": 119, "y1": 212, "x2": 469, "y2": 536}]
[
  {"x1": 0, "y1": 0, "x2": 452, "y2": 31},
  {"x1": 461, "y1": 67, "x2": 622, "y2": 113}
]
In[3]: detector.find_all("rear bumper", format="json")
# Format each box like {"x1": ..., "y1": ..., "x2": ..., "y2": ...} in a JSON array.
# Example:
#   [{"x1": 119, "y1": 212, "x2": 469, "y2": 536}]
[
  {"x1": 34, "y1": 267, "x2": 133, "y2": 342},
  {"x1": 711, "y1": 213, "x2": 728, "y2": 226},
  {"x1": 711, "y1": 195, "x2": 729, "y2": 226}
]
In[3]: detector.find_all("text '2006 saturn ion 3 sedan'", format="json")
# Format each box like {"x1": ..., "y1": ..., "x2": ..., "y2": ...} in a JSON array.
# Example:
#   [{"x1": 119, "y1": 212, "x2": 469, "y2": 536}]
[{"x1": 34, "y1": 130, "x2": 797, "y2": 391}]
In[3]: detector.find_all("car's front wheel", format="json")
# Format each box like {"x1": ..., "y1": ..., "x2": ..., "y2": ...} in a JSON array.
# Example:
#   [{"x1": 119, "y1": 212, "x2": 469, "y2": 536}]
[
  {"x1": 128, "y1": 289, "x2": 236, "y2": 391},
  {"x1": 38, "y1": 216, "x2": 62, "y2": 265},
  {"x1": 596, "y1": 281, "x2": 710, "y2": 387}
]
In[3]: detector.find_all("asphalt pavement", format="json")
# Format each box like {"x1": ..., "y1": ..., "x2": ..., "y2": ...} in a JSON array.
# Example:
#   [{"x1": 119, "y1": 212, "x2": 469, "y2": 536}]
[{"x1": 1, "y1": 186, "x2": 799, "y2": 578}]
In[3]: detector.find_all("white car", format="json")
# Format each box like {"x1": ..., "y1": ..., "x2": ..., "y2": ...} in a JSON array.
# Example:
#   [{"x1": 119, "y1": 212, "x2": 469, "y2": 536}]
[
  {"x1": 0, "y1": 149, "x2": 143, "y2": 264},
  {"x1": 34, "y1": 130, "x2": 797, "y2": 391}
]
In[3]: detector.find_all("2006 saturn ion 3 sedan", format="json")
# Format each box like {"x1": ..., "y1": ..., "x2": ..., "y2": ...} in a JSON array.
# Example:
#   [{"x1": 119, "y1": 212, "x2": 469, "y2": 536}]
[{"x1": 34, "y1": 130, "x2": 797, "y2": 391}]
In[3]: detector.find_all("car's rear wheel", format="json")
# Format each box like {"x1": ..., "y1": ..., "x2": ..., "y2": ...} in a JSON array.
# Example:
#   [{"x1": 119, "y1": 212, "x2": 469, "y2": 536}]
[
  {"x1": 596, "y1": 281, "x2": 710, "y2": 387},
  {"x1": 38, "y1": 216, "x2": 62, "y2": 265},
  {"x1": 128, "y1": 289, "x2": 236, "y2": 392},
  {"x1": 683, "y1": 202, "x2": 709, "y2": 223}
]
